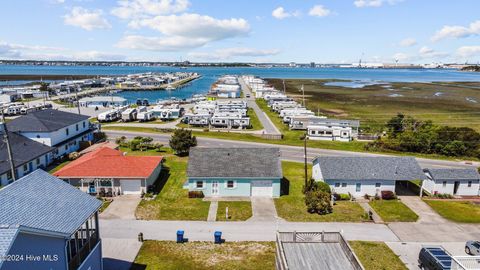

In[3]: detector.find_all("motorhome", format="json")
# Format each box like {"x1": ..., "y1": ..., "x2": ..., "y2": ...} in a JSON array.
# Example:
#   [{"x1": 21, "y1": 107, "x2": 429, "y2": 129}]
[
  {"x1": 183, "y1": 113, "x2": 211, "y2": 127},
  {"x1": 307, "y1": 119, "x2": 360, "y2": 141},
  {"x1": 97, "y1": 109, "x2": 121, "y2": 122},
  {"x1": 121, "y1": 108, "x2": 137, "y2": 122},
  {"x1": 210, "y1": 111, "x2": 250, "y2": 129}
]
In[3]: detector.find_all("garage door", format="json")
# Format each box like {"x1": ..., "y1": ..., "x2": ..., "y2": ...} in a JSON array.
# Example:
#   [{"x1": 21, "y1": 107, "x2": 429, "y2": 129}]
[
  {"x1": 251, "y1": 181, "x2": 273, "y2": 197},
  {"x1": 120, "y1": 180, "x2": 142, "y2": 195}
]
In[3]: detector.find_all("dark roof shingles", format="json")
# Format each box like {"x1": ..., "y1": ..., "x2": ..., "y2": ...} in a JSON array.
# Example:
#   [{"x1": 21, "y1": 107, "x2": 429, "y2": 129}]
[
  {"x1": 425, "y1": 168, "x2": 480, "y2": 180},
  {"x1": 7, "y1": 109, "x2": 89, "y2": 132}
]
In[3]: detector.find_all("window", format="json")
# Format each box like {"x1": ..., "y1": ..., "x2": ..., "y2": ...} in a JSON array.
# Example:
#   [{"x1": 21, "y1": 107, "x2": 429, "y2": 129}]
[
  {"x1": 468, "y1": 181, "x2": 472, "y2": 187},
  {"x1": 83, "y1": 121, "x2": 86, "y2": 128},
  {"x1": 334, "y1": 183, "x2": 340, "y2": 188},
  {"x1": 36, "y1": 158, "x2": 40, "y2": 165},
  {"x1": 7, "y1": 171, "x2": 12, "y2": 180},
  {"x1": 341, "y1": 183, "x2": 347, "y2": 187},
  {"x1": 76, "y1": 124, "x2": 79, "y2": 131},
  {"x1": 65, "y1": 145, "x2": 68, "y2": 150},
  {"x1": 66, "y1": 128, "x2": 69, "y2": 136},
  {"x1": 196, "y1": 181, "x2": 204, "y2": 189},
  {"x1": 355, "y1": 183, "x2": 361, "y2": 192},
  {"x1": 375, "y1": 183, "x2": 381, "y2": 188},
  {"x1": 442, "y1": 181, "x2": 447, "y2": 187},
  {"x1": 226, "y1": 180, "x2": 235, "y2": 189},
  {"x1": 23, "y1": 164, "x2": 28, "y2": 171}
]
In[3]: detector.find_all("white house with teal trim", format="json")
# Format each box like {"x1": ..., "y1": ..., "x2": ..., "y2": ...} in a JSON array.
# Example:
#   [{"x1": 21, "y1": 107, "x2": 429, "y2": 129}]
[{"x1": 185, "y1": 147, "x2": 282, "y2": 197}]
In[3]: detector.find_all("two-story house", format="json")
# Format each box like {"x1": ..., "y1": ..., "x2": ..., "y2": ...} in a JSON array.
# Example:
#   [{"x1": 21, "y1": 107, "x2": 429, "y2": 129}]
[
  {"x1": 0, "y1": 130, "x2": 53, "y2": 186},
  {"x1": 0, "y1": 170, "x2": 103, "y2": 270},
  {"x1": 7, "y1": 109, "x2": 94, "y2": 159}
]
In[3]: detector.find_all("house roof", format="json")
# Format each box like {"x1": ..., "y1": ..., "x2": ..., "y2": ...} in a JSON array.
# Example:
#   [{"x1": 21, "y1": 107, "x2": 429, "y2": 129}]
[
  {"x1": 424, "y1": 168, "x2": 480, "y2": 180},
  {"x1": 0, "y1": 225, "x2": 19, "y2": 263},
  {"x1": 0, "y1": 170, "x2": 102, "y2": 236},
  {"x1": 313, "y1": 156, "x2": 424, "y2": 181},
  {"x1": 187, "y1": 147, "x2": 282, "y2": 178},
  {"x1": 0, "y1": 131, "x2": 53, "y2": 175},
  {"x1": 53, "y1": 147, "x2": 163, "y2": 179},
  {"x1": 6, "y1": 109, "x2": 89, "y2": 132}
]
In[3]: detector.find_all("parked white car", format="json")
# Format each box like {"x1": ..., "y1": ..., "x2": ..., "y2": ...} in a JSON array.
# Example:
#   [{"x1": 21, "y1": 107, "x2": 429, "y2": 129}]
[{"x1": 465, "y1": 241, "x2": 480, "y2": 255}]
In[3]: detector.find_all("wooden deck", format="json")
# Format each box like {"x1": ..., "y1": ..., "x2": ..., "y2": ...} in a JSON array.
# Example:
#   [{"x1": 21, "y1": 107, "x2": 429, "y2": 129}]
[
  {"x1": 275, "y1": 232, "x2": 364, "y2": 270},
  {"x1": 282, "y1": 242, "x2": 355, "y2": 270}
]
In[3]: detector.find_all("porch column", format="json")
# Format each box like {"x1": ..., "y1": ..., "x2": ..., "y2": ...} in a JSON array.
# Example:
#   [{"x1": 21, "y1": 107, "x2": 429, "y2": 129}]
[
  {"x1": 111, "y1": 178, "x2": 114, "y2": 196},
  {"x1": 81, "y1": 179, "x2": 84, "y2": 193}
]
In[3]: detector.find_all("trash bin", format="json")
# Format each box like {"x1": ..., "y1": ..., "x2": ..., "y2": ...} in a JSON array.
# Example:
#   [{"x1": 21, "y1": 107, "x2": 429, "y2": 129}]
[
  {"x1": 214, "y1": 231, "x2": 222, "y2": 244},
  {"x1": 177, "y1": 230, "x2": 185, "y2": 243}
]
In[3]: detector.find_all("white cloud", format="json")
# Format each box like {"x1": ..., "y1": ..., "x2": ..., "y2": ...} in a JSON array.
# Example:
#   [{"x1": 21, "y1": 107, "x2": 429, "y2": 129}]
[
  {"x1": 188, "y1": 47, "x2": 281, "y2": 60},
  {"x1": 0, "y1": 40, "x2": 124, "y2": 61},
  {"x1": 432, "y1": 20, "x2": 480, "y2": 42},
  {"x1": 354, "y1": 0, "x2": 403, "y2": 8},
  {"x1": 119, "y1": 13, "x2": 250, "y2": 51},
  {"x1": 456, "y1": 46, "x2": 480, "y2": 58},
  {"x1": 399, "y1": 38, "x2": 417, "y2": 47},
  {"x1": 393, "y1": 52, "x2": 410, "y2": 62},
  {"x1": 308, "y1": 5, "x2": 331, "y2": 17},
  {"x1": 272, "y1": 7, "x2": 300, "y2": 19},
  {"x1": 111, "y1": 0, "x2": 189, "y2": 19},
  {"x1": 63, "y1": 7, "x2": 111, "y2": 31},
  {"x1": 418, "y1": 46, "x2": 449, "y2": 59}
]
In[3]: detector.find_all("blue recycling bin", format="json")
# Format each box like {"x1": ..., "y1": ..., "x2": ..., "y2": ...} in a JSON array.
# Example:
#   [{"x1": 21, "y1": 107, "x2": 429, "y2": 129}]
[
  {"x1": 177, "y1": 230, "x2": 185, "y2": 243},
  {"x1": 214, "y1": 231, "x2": 222, "y2": 244}
]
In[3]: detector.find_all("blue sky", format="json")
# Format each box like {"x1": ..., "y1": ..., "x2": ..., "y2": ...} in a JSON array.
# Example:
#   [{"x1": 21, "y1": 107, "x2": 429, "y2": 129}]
[{"x1": 1, "y1": 0, "x2": 480, "y2": 63}]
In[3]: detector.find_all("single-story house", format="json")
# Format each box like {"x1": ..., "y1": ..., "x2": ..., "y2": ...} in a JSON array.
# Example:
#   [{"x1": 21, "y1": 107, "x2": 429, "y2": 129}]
[
  {"x1": 0, "y1": 170, "x2": 103, "y2": 270},
  {"x1": 185, "y1": 147, "x2": 282, "y2": 197},
  {"x1": 53, "y1": 147, "x2": 163, "y2": 195},
  {"x1": 312, "y1": 156, "x2": 425, "y2": 197},
  {"x1": 423, "y1": 168, "x2": 480, "y2": 196}
]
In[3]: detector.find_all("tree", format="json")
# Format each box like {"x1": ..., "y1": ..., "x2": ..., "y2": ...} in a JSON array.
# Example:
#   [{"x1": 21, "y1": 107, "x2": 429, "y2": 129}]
[{"x1": 169, "y1": 129, "x2": 197, "y2": 155}]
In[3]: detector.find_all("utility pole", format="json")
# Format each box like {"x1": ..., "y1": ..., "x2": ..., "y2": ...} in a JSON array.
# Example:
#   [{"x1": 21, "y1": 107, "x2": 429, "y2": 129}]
[
  {"x1": 304, "y1": 131, "x2": 308, "y2": 188},
  {"x1": 75, "y1": 87, "x2": 81, "y2": 115},
  {"x1": 282, "y1": 80, "x2": 286, "y2": 94},
  {"x1": 1, "y1": 113, "x2": 16, "y2": 181},
  {"x1": 301, "y1": 84, "x2": 305, "y2": 107}
]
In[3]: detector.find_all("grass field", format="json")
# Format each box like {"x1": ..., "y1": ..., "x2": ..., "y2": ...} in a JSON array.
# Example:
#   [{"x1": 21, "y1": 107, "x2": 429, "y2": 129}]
[
  {"x1": 268, "y1": 79, "x2": 480, "y2": 132},
  {"x1": 247, "y1": 107, "x2": 263, "y2": 131},
  {"x1": 350, "y1": 241, "x2": 408, "y2": 270},
  {"x1": 216, "y1": 201, "x2": 252, "y2": 221},
  {"x1": 134, "y1": 150, "x2": 211, "y2": 221},
  {"x1": 369, "y1": 200, "x2": 419, "y2": 222},
  {"x1": 424, "y1": 200, "x2": 480, "y2": 223},
  {"x1": 131, "y1": 241, "x2": 275, "y2": 270},
  {"x1": 275, "y1": 161, "x2": 367, "y2": 222}
]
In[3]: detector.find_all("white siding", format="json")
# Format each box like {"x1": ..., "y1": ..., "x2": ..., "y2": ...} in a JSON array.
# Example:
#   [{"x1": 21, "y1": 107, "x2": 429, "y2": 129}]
[
  {"x1": 20, "y1": 120, "x2": 90, "y2": 146},
  {"x1": 327, "y1": 180, "x2": 395, "y2": 197},
  {"x1": 429, "y1": 179, "x2": 480, "y2": 196}
]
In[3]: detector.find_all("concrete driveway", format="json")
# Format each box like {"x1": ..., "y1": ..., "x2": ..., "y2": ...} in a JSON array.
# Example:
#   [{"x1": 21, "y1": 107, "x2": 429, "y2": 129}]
[
  {"x1": 388, "y1": 196, "x2": 480, "y2": 242},
  {"x1": 247, "y1": 197, "x2": 281, "y2": 222},
  {"x1": 102, "y1": 238, "x2": 143, "y2": 270},
  {"x1": 100, "y1": 195, "x2": 141, "y2": 220}
]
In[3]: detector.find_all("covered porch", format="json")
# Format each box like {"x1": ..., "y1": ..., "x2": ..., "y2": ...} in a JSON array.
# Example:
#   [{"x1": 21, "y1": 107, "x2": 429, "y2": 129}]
[{"x1": 80, "y1": 178, "x2": 118, "y2": 197}]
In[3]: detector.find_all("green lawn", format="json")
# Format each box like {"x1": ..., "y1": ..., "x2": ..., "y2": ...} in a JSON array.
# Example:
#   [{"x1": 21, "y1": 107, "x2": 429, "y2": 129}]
[
  {"x1": 424, "y1": 200, "x2": 480, "y2": 223},
  {"x1": 349, "y1": 241, "x2": 408, "y2": 270},
  {"x1": 275, "y1": 161, "x2": 367, "y2": 222},
  {"x1": 131, "y1": 241, "x2": 275, "y2": 270},
  {"x1": 48, "y1": 160, "x2": 72, "y2": 173},
  {"x1": 99, "y1": 199, "x2": 112, "y2": 213},
  {"x1": 369, "y1": 200, "x2": 419, "y2": 222},
  {"x1": 216, "y1": 201, "x2": 252, "y2": 221},
  {"x1": 247, "y1": 108, "x2": 263, "y2": 131},
  {"x1": 134, "y1": 150, "x2": 210, "y2": 221}
]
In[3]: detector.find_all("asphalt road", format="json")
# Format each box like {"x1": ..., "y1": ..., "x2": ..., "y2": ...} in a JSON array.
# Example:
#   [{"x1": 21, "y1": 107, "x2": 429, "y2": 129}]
[{"x1": 104, "y1": 129, "x2": 479, "y2": 168}]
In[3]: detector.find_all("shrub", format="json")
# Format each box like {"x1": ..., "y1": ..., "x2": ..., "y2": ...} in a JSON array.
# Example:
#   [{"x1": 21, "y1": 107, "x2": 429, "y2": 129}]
[
  {"x1": 433, "y1": 193, "x2": 454, "y2": 199},
  {"x1": 303, "y1": 178, "x2": 316, "y2": 194},
  {"x1": 303, "y1": 178, "x2": 331, "y2": 194},
  {"x1": 188, "y1": 191, "x2": 204, "y2": 198},
  {"x1": 169, "y1": 129, "x2": 197, "y2": 155},
  {"x1": 333, "y1": 193, "x2": 351, "y2": 201},
  {"x1": 305, "y1": 190, "x2": 333, "y2": 215},
  {"x1": 381, "y1": 190, "x2": 397, "y2": 200},
  {"x1": 364, "y1": 194, "x2": 371, "y2": 200},
  {"x1": 317, "y1": 181, "x2": 331, "y2": 194}
]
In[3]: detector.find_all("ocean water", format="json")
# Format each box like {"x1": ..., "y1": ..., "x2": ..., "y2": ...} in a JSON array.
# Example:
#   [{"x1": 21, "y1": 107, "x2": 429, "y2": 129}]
[{"x1": 0, "y1": 65, "x2": 479, "y2": 102}]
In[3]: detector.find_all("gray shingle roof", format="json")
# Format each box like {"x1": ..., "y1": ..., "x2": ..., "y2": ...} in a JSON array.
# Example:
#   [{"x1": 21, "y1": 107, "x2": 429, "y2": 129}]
[
  {"x1": 0, "y1": 131, "x2": 53, "y2": 175},
  {"x1": 0, "y1": 170, "x2": 102, "y2": 236},
  {"x1": 187, "y1": 147, "x2": 282, "y2": 178},
  {"x1": 0, "y1": 225, "x2": 19, "y2": 262},
  {"x1": 424, "y1": 168, "x2": 480, "y2": 180},
  {"x1": 314, "y1": 156, "x2": 424, "y2": 181},
  {"x1": 7, "y1": 109, "x2": 89, "y2": 132}
]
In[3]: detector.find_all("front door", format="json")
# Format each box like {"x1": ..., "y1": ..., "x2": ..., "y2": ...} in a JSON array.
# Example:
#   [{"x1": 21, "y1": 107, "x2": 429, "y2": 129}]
[
  {"x1": 453, "y1": 181, "x2": 460, "y2": 195},
  {"x1": 212, "y1": 181, "x2": 219, "y2": 196},
  {"x1": 89, "y1": 182, "x2": 96, "y2": 194}
]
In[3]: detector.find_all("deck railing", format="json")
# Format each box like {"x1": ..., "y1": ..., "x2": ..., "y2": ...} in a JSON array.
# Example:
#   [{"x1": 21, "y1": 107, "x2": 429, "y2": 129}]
[
  {"x1": 275, "y1": 231, "x2": 365, "y2": 270},
  {"x1": 68, "y1": 232, "x2": 100, "y2": 270}
]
